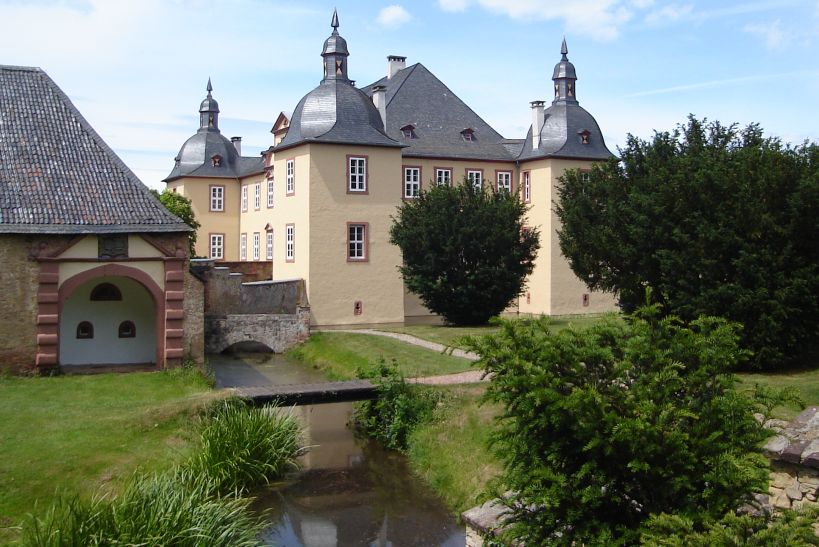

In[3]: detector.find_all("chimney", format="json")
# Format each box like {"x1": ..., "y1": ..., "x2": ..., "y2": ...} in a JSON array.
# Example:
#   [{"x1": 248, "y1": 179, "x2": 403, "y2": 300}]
[
  {"x1": 387, "y1": 55, "x2": 406, "y2": 79},
  {"x1": 530, "y1": 101, "x2": 544, "y2": 149},
  {"x1": 231, "y1": 136, "x2": 242, "y2": 155},
  {"x1": 372, "y1": 85, "x2": 387, "y2": 128}
]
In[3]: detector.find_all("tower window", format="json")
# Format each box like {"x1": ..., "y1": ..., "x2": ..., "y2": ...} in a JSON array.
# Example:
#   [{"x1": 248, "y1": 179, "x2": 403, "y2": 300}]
[
  {"x1": 118, "y1": 320, "x2": 136, "y2": 338},
  {"x1": 76, "y1": 321, "x2": 94, "y2": 339},
  {"x1": 90, "y1": 283, "x2": 122, "y2": 301}
]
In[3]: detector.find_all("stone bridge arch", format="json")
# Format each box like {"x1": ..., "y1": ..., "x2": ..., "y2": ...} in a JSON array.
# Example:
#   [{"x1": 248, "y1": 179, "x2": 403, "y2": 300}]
[{"x1": 205, "y1": 313, "x2": 308, "y2": 354}]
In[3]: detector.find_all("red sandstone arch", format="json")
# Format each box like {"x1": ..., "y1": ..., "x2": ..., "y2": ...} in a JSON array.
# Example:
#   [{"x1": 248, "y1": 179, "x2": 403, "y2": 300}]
[{"x1": 58, "y1": 264, "x2": 165, "y2": 366}]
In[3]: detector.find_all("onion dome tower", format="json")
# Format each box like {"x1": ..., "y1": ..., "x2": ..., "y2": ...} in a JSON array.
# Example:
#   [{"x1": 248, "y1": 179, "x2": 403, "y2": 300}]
[
  {"x1": 518, "y1": 39, "x2": 613, "y2": 161},
  {"x1": 275, "y1": 10, "x2": 400, "y2": 151}
]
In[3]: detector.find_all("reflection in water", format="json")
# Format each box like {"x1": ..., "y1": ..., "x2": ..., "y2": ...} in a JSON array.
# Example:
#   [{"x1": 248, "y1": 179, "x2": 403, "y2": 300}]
[
  {"x1": 256, "y1": 403, "x2": 465, "y2": 547},
  {"x1": 209, "y1": 353, "x2": 464, "y2": 546}
]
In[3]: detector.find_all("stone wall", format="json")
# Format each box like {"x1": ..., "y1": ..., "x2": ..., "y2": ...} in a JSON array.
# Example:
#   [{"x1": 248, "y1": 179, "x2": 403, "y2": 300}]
[
  {"x1": 212, "y1": 260, "x2": 271, "y2": 282},
  {"x1": 205, "y1": 308, "x2": 310, "y2": 354},
  {"x1": 200, "y1": 264, "x2": 306, "y2": 315},
  {"x1": 763, "y1": 406, "x2": 819, "y2": 511},
  {"x1": 183, "y1": 269, "x2": 205, "y2": 364},
  {"x1": 0, "y1": 234, "x2": 41, "y2": 372}
]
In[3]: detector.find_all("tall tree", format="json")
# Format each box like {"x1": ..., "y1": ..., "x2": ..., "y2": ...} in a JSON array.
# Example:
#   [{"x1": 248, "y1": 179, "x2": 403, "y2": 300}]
[
  {"x1": 556, "y1": 117, "x2": 819, "y2": 369},
  {"x1": 150, "y1": 189, "x2": 201, "y2": 257},
  {"x1": 390, "y1": 181, "x2": 539, "y2": 325}
]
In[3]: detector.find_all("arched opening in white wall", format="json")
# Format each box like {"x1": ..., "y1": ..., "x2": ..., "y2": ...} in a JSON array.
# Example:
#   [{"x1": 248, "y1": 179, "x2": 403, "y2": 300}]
[{"x1": 59, "y1": 276, "x2": 157, "y2": 366}]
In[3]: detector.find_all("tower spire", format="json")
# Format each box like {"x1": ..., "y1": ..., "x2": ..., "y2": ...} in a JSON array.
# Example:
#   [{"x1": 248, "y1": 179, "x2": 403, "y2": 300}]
[
  {"x1": 321, "y1": 9, "x2": 350, "y2": 83},
  {"x1": 199, "y1": 78, "x2": 220, "y2": 132},
  {"x1": 552, "y1": 38, "x2": 578, "y2": 105},
  {"x1": 331, "y1": 8, "x2": 339, "y2": 32}
]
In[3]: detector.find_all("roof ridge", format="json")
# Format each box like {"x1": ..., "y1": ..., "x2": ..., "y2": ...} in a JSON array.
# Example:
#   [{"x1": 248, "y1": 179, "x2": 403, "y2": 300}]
[
  {"x1": 385, "y1": 63, "x2": 418, "y2": 108},
  {"x1": 0, "y1": 64, "x2": 43, "y2": 73}
]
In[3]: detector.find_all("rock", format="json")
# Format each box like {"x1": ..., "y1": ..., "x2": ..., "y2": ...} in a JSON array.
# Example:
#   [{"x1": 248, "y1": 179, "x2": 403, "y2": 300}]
[
  {"x1": 754, "y1": 412, "x2": 766, "y2": 424},
  {"x1": 771, "y1": 490, "x2": 792, "y2": 509},
  {"x1": 785, "y1": 484, "x2": 803, "y2": 501},
  {"x1": 793, "y1": 407, "x2": 818, "y2": 428},
  {"x1": 764, "y1": 419, "x2": 790, "y2": 433},
  {"x1": 763, "y1": 435, "x2": 790, "y2": 457},
  {"x1": 800, "y1": 439, "x2": 819, "y2": 468},
  {"x1": 771, "y1": 471, "x2": 794, "y2": 489},
  {"x1": 782, "y1": 440, "x2": 810, "y2": 464}
]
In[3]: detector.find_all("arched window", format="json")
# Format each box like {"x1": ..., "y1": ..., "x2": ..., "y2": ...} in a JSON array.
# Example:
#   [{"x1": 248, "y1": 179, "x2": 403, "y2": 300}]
[
  {"x1": 90, "y1": 283, "x2": 122, "y2": 301},
  {"x1": 118, "y1": 320, "x2": 136, "y2": 338},
  {"x1": 76, "y1": 321, "x2": 94, "y2": 339}
]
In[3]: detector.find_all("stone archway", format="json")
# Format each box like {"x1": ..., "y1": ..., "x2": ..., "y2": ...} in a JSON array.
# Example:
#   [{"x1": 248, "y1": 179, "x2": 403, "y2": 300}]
[{"x1": 57, "y1": 265, "x2": 165, "y2": 366}]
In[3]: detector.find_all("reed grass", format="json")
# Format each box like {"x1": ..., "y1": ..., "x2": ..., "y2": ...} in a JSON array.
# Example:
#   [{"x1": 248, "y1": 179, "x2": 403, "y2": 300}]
[{"x1": 189, "y1": 399, "x2": 303, "y2": 493}]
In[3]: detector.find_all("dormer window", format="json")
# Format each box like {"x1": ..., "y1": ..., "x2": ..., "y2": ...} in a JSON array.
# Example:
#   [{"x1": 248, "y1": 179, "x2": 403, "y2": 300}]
[
  {"x1": 461, "y1": 128, "x2": 475, "y2": 142},
  {"x1": 401, "y1": 124, "x2": 416, "y2": 139},
  {"x1": 211, "y1": 154, "x2": 222, "y2": 167},
  {"x1": 578, "y1": 130, "x2": 591, "y2": 145}
]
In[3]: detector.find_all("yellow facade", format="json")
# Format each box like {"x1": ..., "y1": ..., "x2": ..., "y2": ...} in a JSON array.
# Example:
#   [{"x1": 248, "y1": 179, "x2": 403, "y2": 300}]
[{"x1": 167, "y1": 177, "x2": 241, "y2": 260}]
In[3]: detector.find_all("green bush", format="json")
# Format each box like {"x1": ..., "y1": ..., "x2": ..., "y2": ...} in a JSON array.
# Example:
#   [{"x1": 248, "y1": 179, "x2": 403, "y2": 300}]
[
  {"x1": 468, "y1": 303, "x2": 799, "y2": 545},
  {"x1": 641, "y1": 508, "x2": 819, "y2": 546},
  {"x1": 189, "y1": 399, "x2": 303, "y2": 493},
  {"x1": 354, "y1": 359, "x2": 443, "y2": 450},
  {"x1": 20, "y1": 470, "x2": 263, "y2": 547}
]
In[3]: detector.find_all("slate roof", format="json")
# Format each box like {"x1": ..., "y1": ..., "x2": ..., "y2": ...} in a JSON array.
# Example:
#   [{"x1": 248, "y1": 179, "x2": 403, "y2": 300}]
[
  {"x1": 516, "y1": 102, "x2": 614, "y2": 161},
  {"x1": 0, "y1": 65, "x2": 189, "y2": 234},
  {"x1": 275, "y1": 80, "x2": 402, "y2": 152},
  {"x1": 361, "y1": 64, "x2": 515, "y2": 162},
  {"x1": 164, "y1": 83, "x2": 265, "y2": 182}
]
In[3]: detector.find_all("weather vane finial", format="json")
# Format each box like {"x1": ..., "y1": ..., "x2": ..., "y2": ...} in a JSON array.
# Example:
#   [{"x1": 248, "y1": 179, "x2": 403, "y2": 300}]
[{"x1": 331, "y1": 8, "x2": 339, "y2": 32}]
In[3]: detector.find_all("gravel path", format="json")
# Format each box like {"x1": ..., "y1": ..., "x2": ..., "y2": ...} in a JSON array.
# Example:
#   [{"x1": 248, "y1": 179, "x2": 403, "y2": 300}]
[{"x1": 314, "y1": 328, "x2": 488, "y2": 385}]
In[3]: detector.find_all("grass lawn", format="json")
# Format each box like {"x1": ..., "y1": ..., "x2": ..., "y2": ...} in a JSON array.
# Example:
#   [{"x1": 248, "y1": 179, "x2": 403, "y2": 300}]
[
  {"x1": 287, "y1": 331, "x2": 473, "y2": 380},
  {"x1": 0, "y1": 369, "x2": 216, "y2": 543},
  {"x1": 407, "y1": 384, "x2": 500, "y2": 513},
  {"x1": 737, "y1": 367, "x2": 819, "y2": 420},
  {"x1": 381, "y1": 313, "x2": 615, "y2": 349}
]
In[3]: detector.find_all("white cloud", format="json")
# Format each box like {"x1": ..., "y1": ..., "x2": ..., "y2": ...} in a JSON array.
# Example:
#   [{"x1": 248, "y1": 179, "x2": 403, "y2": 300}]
[
  {"x1": 630, "y1": 0, "x2": 654, "y2": 8},
  {"x1": 644, "y1": 3, "x2": 693, "y2": 24},
  {"x1": 377, "y1": 5, "x2": 412, "y2": 27},
  {"x1": 474, "y1": 0, "x2": 633, "y2": 41},
  {"x1": 438, "y1": 0, "x2": 471, "y2": 12},
  {"x1": 744, "y1": 19, "x2": 788, "y2": 50}
]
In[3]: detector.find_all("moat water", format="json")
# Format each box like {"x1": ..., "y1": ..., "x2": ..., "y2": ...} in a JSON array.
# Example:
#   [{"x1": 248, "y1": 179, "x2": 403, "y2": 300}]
[{"x1": 210, "y1": 353, "x2": 466, "y2": 547}]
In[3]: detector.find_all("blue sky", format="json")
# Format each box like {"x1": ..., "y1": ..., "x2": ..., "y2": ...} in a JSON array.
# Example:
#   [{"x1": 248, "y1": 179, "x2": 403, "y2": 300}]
[{"x1": 2, "y1": 0, "x2": 817, "y2": 190}]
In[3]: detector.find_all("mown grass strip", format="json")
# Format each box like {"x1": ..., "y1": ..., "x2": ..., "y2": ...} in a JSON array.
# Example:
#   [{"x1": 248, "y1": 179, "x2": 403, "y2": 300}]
[{"x1": 287, "y1": 331, "x2": 473, "y2": 380}]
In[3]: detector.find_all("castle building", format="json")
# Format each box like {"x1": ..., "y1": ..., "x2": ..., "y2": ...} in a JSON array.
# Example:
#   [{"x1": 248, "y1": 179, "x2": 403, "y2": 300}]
[{"x1": 165, "y1": 11, "x2": 617, "y2": 327}]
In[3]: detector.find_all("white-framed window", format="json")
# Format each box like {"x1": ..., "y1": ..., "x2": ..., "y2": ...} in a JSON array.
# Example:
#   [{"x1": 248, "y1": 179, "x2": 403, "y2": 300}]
[
  {"x1": 348, "y1": 156, "x2": 367, "y2": 192},
  {"x1": 435, "y1": 168, "x2": 452, "y2": 186},
  {"x1": 241, "y1": 186, "x2": 248, "y2": 212},
  {"x1": 348, "y1": 223, "x2": 367, "y2": 261},
  {"x1": 209, "y1": 234, "x2": 224, "y2": 259},
  {"x1": 403, "y1": 167, "x2": 420, "y2": 198},
  {"x1": 467, "y1": 169, "x2": 483, "y2": 189},
  {"x1": 209, "y1": 185, "x2": 224, "y2": 212},
  {"x1": 497, "y1": 171, "x2": 511, "y2": 193},
  {"x1": 285, "y1": 224, "x2": 295, "y2": 262},
  {"x1": 254, "y1": 183, "x2": 261, "y2": 210},
  {"x1": 240, "y1": 233, "x2": 247, "y2": 261},
  {"x1": 266, "y1": 231, "x2": 273, "y2": 260},
  {"x1": 523, "y1": 171, "x2": 531, "y2": 202},
  {"x1": 581, "y1": 171, "x2": 591, "y2": 183},
  {"x1": 286, "y1": 159, "x2": 295, "y2": 195},
  {"x1": 252, "y1": 232, "x2": 260, "y2": 260},
  {"x1": 267, "y1": 179, "x2": 274, "y2": 208}
]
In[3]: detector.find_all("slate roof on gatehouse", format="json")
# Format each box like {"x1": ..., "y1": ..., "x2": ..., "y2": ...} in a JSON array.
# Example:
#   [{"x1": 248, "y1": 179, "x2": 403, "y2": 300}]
[{"x1": 0, "y1": 65, "x2": 189, "y2": 234}]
